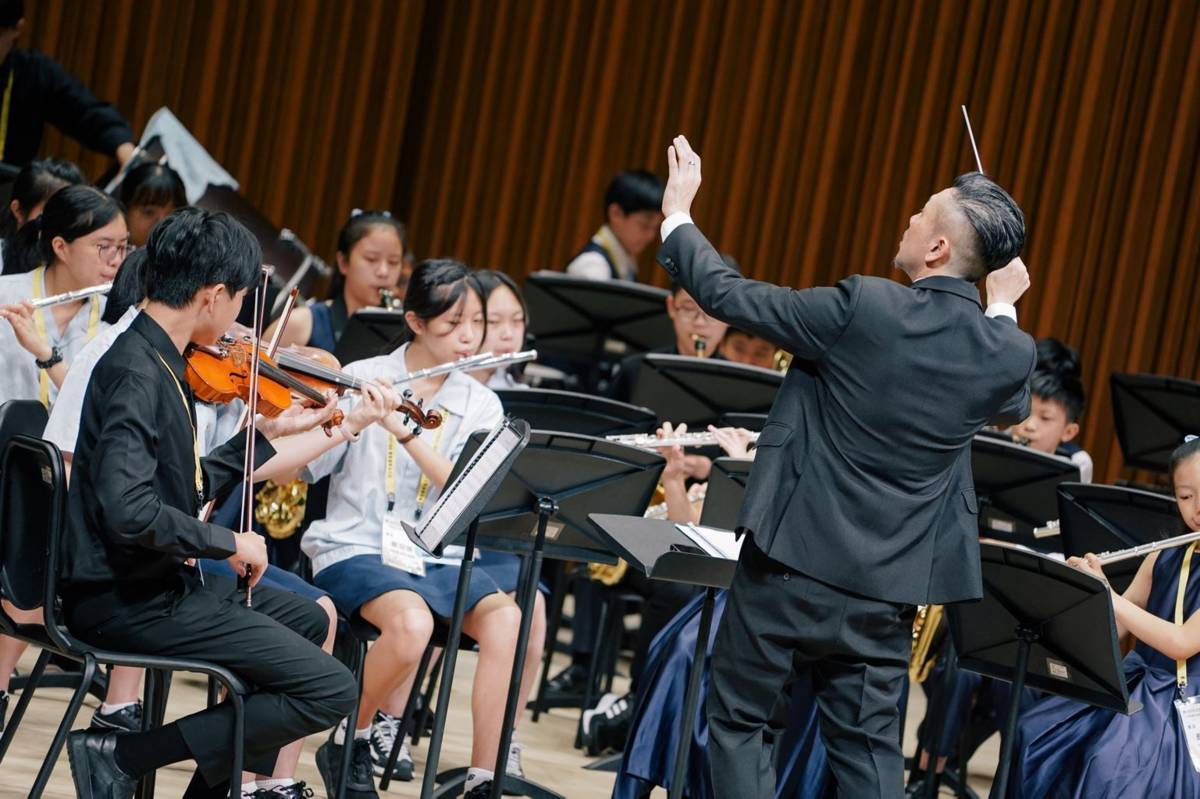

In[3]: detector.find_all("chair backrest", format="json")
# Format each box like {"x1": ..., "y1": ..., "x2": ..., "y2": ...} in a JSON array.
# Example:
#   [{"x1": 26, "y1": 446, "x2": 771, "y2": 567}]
[
  {"x1": 0, "y1": 435, "x2": 66, "y2": 622},
  {"x1": 0, "y1": 400, "x2": 48, "y2": 465}
]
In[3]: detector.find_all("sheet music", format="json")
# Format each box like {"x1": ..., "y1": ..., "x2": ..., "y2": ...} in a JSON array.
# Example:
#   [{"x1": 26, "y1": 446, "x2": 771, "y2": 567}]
[
  {"x1": 414, "y1": 421, "x2": 522, "y2": 553},
  {"x1": 676, "y1": 523, "x2": 743, "y2": 561}
]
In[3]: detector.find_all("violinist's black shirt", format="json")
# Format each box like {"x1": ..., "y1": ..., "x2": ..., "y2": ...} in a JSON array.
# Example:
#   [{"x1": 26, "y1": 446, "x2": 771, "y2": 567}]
[
  {"x1": 61, "y1": 312, "x2": 274, "y2": 589},
  {"x1": 0, "y1": 48, "x2": 133, "y2": 167}
]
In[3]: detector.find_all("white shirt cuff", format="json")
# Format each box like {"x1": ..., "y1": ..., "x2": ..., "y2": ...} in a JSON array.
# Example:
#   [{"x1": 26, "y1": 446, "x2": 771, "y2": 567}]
[
  {"x1": 985, "y1": 302, "x2": 1017, "y2": 322},
  {"x1": 661, "y1": 212, "x2": 694, "y2": 242}
]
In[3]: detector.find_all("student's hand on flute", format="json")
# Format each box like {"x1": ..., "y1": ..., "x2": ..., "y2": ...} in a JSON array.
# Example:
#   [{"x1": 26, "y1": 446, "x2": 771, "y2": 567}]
[{"x1": 664, "y1": 135, "x2": 703, "y2": 218}]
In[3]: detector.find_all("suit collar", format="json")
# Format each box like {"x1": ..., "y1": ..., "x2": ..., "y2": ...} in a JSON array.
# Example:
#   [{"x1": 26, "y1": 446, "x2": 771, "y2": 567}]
[{"x1": 912, "y1": 275, "x2": 982, "y2": 308}]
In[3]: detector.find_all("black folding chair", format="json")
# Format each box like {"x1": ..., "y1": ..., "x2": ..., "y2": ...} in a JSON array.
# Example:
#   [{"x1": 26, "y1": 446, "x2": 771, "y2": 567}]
[{"x1": 0, "y1": 434, "x2": 251, "y2": 797}]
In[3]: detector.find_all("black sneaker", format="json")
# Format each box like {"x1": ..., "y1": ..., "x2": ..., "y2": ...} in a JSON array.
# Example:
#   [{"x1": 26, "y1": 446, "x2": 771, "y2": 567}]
[
  {"x1": 253, "y1": 782, "x2": 315, "y2": 798},
  {"x1": 369, "y1": 711, "x2": 414, "y2": 781},
  {"x1": 544, "y1": 663, "x2": 588, "y2": 697},
  {"x1": 464, "y1": 780, "x2": 494, "y2": 799},
  {"x1": 581, "y1": 692, "x2": 634, "y2": 755},
  {"x1": 315, "y1": 735, "x2": 379, "y2": 798},
  {"x1": 89, "y1": 702, "x2": 143, "y2": 733}
]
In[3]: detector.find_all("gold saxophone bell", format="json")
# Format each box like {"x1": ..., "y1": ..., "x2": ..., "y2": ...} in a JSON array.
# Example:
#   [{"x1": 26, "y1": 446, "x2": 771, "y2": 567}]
[
  {"x1": 908, "y1": 603, "x2": 944, "y2": 683},
  {"x1": 773, "y1": 349, "x2": 793, "y2": 373},
  {"x1": 254, "y1": 478, "x2": 310, "y2": 539}
]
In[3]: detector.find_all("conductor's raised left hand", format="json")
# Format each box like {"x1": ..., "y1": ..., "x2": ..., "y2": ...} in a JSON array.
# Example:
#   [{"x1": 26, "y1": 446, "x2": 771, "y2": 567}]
[{"x1": 664, "y1": 135, "x2": 702, "y2": 218}]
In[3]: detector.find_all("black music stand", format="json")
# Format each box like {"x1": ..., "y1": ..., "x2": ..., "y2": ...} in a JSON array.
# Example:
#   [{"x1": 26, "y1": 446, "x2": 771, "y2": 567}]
[
  {"x1": 719, "y1": 412, "x2": 769, "y2": 431},
  {"x1": 524, "y1": 271, "x2": 674, "y2": 389},
  {"x1": 698, "y1": 457, "x2": 752, "y2": 531},
  {"x1": 971, "y1": 435, "x2": 1080, "y2": 549},
  {"x1": 415, "y1": 430, "x2": 665, "y2": 799},
  {"x1": 947, "y1": 541, "x2": 1135, "y2": 799},
  {"x1": 1058, "y1": 483, "x2": 1183, "y2": 593},
  {"x1": 332, "y1": 308, "x2": 408, "y2": 364},
  {"x1": 629, "y1": 354, "x2": 783, "y2": 428},
  {"x1": 495, "y1": 388, "x2": 658, "y2": 437},
  {"x1": 1111, "y1": 372, "x2": 1200, "y2": 473},
  {"x1": 588, "y1": 514, "x2": 741, "y2": 799}
]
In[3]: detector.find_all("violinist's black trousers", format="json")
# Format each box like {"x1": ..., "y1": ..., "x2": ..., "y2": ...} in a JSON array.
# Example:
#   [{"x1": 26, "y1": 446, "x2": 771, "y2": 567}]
[{"x1": 64, "y1": 573, "x2": 357, "y2": 786}]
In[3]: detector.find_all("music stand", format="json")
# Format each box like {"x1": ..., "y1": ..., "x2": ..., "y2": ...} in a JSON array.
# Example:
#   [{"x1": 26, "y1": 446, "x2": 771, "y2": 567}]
[
  {"x1": 524, "y1": 271, "x2": 674, "y2": 389},
  {"x1": 971, "y1": 435, "x2": 1080, "y2": 549},
  {"x1": 588, "y1": 514, "x2": 740, "y2": 799},
  {"x1": 719, "y1": 412, "x2": 769, "y2": 431},
  {"x1": 415, "y1": 430, "x2": 665, "y2": 799},
  {"x1": 332, "y1": 309, "x2": 408, "y2": 364},
  {"x1": 630, "y1": 354, "x2": 782, "y2": 428},
  {"x1": 1111, "y1": 372, "x2": 1200, "y2": 473},
  {"x1": 1057, "y1": 482, "x2": 1182, "y2": 593},
  {"x1": 947, "y1": 541, "x2": 1135, "y2": 799},
  {"x1": 698, "y1": 457, "x2": 752, "y2": 531},
  {"x1": 495, "y1": 388, "x2": 658, "y2": 437}
]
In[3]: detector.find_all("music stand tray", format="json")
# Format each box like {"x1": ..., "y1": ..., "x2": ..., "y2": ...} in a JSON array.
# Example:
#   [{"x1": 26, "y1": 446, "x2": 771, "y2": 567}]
[
  {"x1": 698, "y1": 457, "x2": 752, "y2": 531},
  {"x1": 495, "y1": 388, "x2": 658, "y2": 437},
  {"x1": 971, "y1": 435, "x2": 1080, "y2": 548},
  {"x1": 1111, "y1": 372, "x2": 1200, "y2": 473},
  {"x1": 588, "y1": 513, "x2": 739, "y2": 799},
  {"x1": 630, "y1": 354, "x2": 782, "y2": 428},
  {"x1": 332, "y1": 308, "x2": 408, "y2": 364},
  {"x1": 718, "y1": 412, "x2": 769, "y2": 431},
  {"x1": 947, "y1": 541, "x2": 1135, "y2": 799},
  {"x1": 1057, "y1": 482, "x2": 1183, "y2": 593}
]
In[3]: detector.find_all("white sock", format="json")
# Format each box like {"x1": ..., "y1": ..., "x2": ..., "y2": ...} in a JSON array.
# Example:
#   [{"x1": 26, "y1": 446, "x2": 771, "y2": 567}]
[
  {"x1": 355, "y1": 724, "x2": 371, "y2": 740},
  {"x1": 257, "y1": 778, "x2": 295, "y2": 789},
  {"x1": 240, "y1": 782, "x2": 257, "y2": 798},
  {"x1": 100, "y1": 700, "x2": 138, "y2": 714},
  {"x1": 465, "y1": 767, "x2": 493, "y2": 789}
]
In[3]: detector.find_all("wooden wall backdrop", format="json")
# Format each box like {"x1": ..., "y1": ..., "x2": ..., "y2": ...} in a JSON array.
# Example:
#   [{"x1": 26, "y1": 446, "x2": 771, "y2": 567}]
[{"x1": 22, "y1": 0, "x2": 1200, "y2": 484}]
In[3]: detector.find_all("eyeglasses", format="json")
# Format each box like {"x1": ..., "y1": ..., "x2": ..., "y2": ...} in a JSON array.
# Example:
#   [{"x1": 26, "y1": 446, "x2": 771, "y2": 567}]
[
  {"x1": 674, "y1": 302, "x2": 713, "y2": 322},
  {"x1": 96, "y1": 242, "x2": 136, "y2": 261}
]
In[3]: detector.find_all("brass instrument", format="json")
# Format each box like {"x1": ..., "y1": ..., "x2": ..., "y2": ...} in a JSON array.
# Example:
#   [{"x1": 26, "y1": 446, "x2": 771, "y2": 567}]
[
  {"x1": 908, "y1": 603, "x2": 945, "y2": 682},
  {"x1": 28, "y1": 281, "x2": 113, "y2": 309},
  {"x1": 773, "y1": 349, "x2": 793, "y2": 373},
  {"x1": 379, "y1": 287, "x2": 403, "y2": 310},
  {"x1": 606, "y1": 430, "x2": 760, "y2": 451},
  {"x1": 981, "y1": 425, "x2": 1032, "y2": 447},
  {"x1": 254, "y1": 478, "x2": 309, "y2": 539},
  {"x1": 692, "y1": 334, "x2": 708, "y2": 358}
]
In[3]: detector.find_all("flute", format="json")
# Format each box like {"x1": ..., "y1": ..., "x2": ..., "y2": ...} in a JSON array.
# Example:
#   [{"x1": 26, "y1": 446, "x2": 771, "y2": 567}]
[
  {"x1": 393, "y1": 349, "x2": 538, "y2": 385},
  {"x1": 28, "y1": 282, "x2": 113, "y2": 309},
  {"x1": 1095, "y1": 530, "x2": 1200, "y2": 565},
  {"x1": 607, "y1": 430, "x2": 761, "y2": 450}
]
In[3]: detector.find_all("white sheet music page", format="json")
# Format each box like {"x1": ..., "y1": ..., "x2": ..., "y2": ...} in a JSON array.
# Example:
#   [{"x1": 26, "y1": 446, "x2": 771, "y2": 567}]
[
  {"x1": 677, "y1": 523, "x2": 743, "y2": 561},
  {"x1": 415, "y1": 421, "x2": 522, "y2": 553}
]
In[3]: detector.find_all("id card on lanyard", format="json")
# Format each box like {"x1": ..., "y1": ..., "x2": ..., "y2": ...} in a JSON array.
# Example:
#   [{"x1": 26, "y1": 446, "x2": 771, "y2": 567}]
[
  {"x1": 381, "y1": 414, "x2": 447, "y2": 575},
  {"x1": 1172, "y1": 542, "x2": 1200, "y2": 772}
]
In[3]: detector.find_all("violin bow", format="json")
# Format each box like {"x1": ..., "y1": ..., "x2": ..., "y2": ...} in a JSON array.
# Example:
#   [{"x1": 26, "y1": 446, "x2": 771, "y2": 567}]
[
  {"x1": 238, "y1": 267, "x2": 272, "y2": 607},
  {"x1": 961, "y1": 104, "x2": 985, "y2": 174}
]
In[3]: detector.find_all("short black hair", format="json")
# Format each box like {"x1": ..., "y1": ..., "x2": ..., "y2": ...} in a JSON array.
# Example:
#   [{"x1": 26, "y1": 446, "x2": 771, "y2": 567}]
[
  {"x1": 101, "y1": 248, "x2": 148, "y2": 324},
  {"x1": 118, "y1": 163, "x2": 187, "y2": 211},
  {"x1": 389, "y1": 258, "x2": 481, "y2": 347},
  {"x1": 0, "y1": 158, "x2": 85, "y2": 237},
  {"x1": 0, "y1": 0, "x2": 23, "y2": 27},
  {"x1": 1170, "y1": 436, "x2": 1200, "y2": 483},
  {"x1": 1030, "y1": 338, "x2": 1085, "y2": 421},
  {"x1": 7, "y1": 184, "x2": 123, "y2": 274},
  {"x1": 143, "y1": 207, "x2": 261, "y2": 308},
  {"x1": 604, "y1": 170, "x2": 664, "y2": 218},
  {"x1": 951, "y1": 172, "x2": 1025, "y2": 279},
  {"x1": 474, "y1": 269, "x2": 528, "y2": 323}
]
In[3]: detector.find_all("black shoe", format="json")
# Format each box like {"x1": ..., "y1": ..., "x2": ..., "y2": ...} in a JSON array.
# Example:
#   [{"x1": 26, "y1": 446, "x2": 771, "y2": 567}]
[
  {"x1": 464, "y1": 780, "x2": 494, "y2": 799},
  {"x1": 253, "y1": 782, "x2": 315, "y2": 798},
  {"x1": 581, "y1": 692, "x2": 633, "y2": 756},
  {"x1": 544, "y1": 663, "x2": 589, "y2": 697},
  {"x1": 369, "y1": 711, "x2": 414, "y2": 780},
  {"x1": 90, "y1": 701, "x2": 143, "y2": 733},
  {"x1": 0, "y1": 689, "x2": 8, "y2": 733},
  {"x1": 316, "y1": 735, "x2": 379, "y2": 798},
  {"x1": 905, "y1": 773, "x2": 941, "y2": 796},
  {"x1": 66, "y1": 729, "x2": 137, "y2": 799}
]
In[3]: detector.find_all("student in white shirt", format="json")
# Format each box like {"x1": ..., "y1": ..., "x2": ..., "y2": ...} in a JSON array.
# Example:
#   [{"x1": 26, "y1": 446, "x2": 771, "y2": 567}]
[
  {"x1": 470, "y1": 269, "x2": 530, "y2": 390},
  {"x1": 302, "y1": 260, "x2": 543, "y2": 799},
  {"x1": 564, "y1": 170, "x2": 664, "y2": 282},
  {"x1": 0, "y1": 158, "x2": 84, "y2": 275}
]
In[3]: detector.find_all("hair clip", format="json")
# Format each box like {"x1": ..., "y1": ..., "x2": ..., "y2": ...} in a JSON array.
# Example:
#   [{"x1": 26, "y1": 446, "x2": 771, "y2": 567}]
[
  {"x1": 1186, "y1": 435, "x2": 1199, "y2": 444},
  {"x1": 350, "y1": 208, "x2": 363, "y2": 218},
  {"x1": 349, "y1": 208, "x2": 392, "y2": 219}
]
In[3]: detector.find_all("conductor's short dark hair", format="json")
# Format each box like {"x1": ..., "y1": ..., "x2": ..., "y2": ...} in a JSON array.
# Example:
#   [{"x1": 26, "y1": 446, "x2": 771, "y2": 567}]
[{"x1": 952, "y1": 172, "x2": 1025, "y2": 278}]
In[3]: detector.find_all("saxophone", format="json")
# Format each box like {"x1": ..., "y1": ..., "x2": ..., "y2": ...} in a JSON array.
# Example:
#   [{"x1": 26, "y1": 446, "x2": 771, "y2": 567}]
[
  {"x1": 908, "y1": 603, "x2": 945, "y2": 683},
  {"x1": 254, "y1": 478, "x2": 310, "y2": 539}
]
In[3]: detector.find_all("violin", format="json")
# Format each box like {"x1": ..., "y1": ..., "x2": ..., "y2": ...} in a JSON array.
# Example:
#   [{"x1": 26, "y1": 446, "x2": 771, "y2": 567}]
[{"x1": 272, "y1": 344, "x2": 443, "y2": 430}]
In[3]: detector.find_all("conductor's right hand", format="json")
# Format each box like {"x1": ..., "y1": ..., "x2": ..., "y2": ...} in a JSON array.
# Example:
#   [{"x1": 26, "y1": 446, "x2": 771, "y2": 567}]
[
  {"x1": 986, "y1": 257, "x2": 1031, "y2": 307},
  {"x1": 230, "y1": 531, "x2": 268, "y2": 588},
  {"x1": 663, "y1": 135, "x2": 703, "y2": 218}
]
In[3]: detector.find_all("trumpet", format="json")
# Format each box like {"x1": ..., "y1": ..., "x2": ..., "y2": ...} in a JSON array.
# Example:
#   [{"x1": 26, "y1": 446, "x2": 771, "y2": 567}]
[
  {"x1": 1094, "y1": 529, "x2": 1200, "y2": 565},
  {"x1": 692, "y1": 334, "x2": 708, "y2": 358},
  {"x1": 395, "y1": 350, "x2": 537, "y2": 385},
  {"x1": 606, "y1": 430, "x2": 760, "y2": 451},
  {"x1": 28, "y1": 282, "x2": 113, "y2": 309},
  {"x1": 379, "y1": 287, "x2": 403, "y2": 310}
]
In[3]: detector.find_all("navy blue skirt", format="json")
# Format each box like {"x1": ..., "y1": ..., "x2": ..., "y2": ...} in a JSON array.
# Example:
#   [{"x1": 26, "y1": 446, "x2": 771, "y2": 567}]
[{"x1": 313, "y1": 550, "x2": 522, "y2": 620}]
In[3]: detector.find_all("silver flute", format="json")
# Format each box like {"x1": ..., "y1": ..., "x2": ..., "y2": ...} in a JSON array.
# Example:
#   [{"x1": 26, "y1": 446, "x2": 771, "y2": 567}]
[
  {"x1": 1096, "y1": 530, "x2": 1200, "y2": 565},
  {"x1": 28, "y1": 282, "x2": 113, "y2": 309},
  {"x1": 394, "y1": 349, "x2": 537, "y2": 385},
  {"x1": 607, "y1": 430, "x2": 760, "y2": 450}
]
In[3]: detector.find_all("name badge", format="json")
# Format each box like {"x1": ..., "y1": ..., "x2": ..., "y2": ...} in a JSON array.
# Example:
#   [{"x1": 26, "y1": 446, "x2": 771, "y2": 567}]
[
  {"x1": 1175, "y1": 696, "x2": 1200, "y2": 773},
  {"x1": 382, "y1": 515, "x2": 426, "y2": 577}
]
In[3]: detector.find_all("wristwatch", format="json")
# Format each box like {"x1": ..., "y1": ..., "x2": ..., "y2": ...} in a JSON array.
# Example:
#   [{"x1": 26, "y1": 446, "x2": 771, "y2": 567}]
[{"x1": 35, "y1": 346, "x2": 63, "y2": 370}]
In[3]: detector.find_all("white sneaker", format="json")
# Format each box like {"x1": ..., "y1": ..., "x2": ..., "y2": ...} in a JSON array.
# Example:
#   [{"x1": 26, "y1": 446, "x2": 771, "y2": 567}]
[{"x1": 506, "y1": 740, "x2": 525, "y2": 779}]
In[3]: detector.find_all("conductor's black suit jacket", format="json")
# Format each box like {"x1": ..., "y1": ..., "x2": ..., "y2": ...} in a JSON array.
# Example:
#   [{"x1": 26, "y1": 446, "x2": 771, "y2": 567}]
[{"x1": 659, "y1": 223, "x2": 1036, "y2": 605}]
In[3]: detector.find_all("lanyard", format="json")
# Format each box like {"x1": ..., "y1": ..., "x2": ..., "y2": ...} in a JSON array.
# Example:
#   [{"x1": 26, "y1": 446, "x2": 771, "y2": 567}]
[
  {"x1": 154, "y1": 351, "x2": 204, "y2": 505},
  {"x1": 1177, "y1": 542, "x2": 1197, "y2": 692},
  {"x1": 29, "y1": 266, "x2": 101, "y2": 407},
  {"x1": 594, "y1": 226, "x2": 631, "y2": 280},
  {"x1": 0, "y1": 68, "x2": 12, "y2": 162},
  {"x1": 385, "y1": 408, "x2": 447, "y2": 516}
]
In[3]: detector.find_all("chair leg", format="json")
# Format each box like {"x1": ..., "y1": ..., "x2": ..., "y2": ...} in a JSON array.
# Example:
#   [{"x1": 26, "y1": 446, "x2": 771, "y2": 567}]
[
  {"x1": 380, "y1": 642, "x2": 433, "y2": 791},
  {"x1": 337, "y1": 638, "x2": 367, "y2": 799},
  {"x1": 531, "y1": 565, "x2": 568, "y2": 722},
  {"x1": 227, "y1": 685, "x2": 245, "y2": 799},
  {"x1": 30, "y1": 653, "x2": 97, "y2": 798},
  {"x1": 136, "y1": 670, "x2": 160, "y2": 799},
  {"x1": 0, "y1": 647, "x2": 51, "y2": 763},
  {"x1": 207, "y1": 674, "x2": 220, "y2": 707},
  {"x1": 575, "y1": 597, "x2": 610, "y2": 748},
  {"x1": 413, "y1": 648, "x2": 444, "y2": 746}
]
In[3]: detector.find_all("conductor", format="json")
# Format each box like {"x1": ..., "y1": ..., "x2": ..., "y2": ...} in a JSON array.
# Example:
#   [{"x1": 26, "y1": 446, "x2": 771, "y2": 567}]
[{"x1": 657, "y1": 136, "x2": 1035, "y2": 798}]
